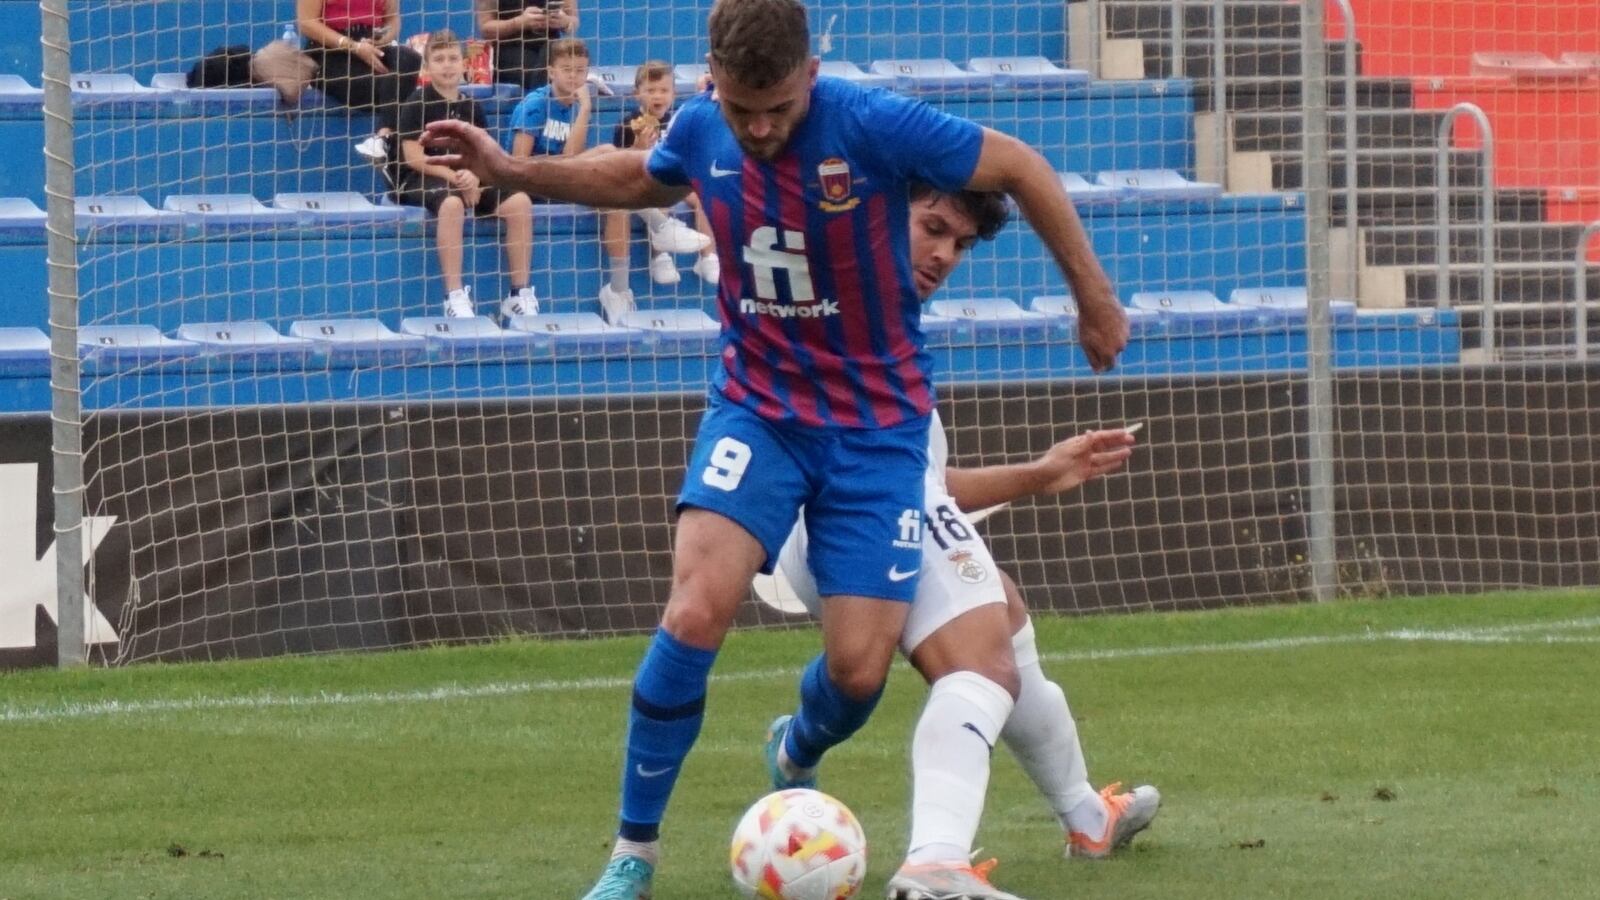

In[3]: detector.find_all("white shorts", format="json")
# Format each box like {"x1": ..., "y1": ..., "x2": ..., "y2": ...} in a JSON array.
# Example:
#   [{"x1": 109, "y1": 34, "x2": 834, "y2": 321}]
[{"x1": 771, "y1": 477, "x2": 1006, "y2": 654}]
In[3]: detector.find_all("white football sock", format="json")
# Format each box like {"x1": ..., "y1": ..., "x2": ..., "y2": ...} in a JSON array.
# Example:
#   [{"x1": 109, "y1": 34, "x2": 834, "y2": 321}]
[
  {"x1": 609, "y1": 256, "x2": 630, "y2": 292},
  {"x1": 639, "y1": 208, "x2": 670, "y2": 230},
  {"x1": 904, "y1": 671, "x2": 1014, "y2": 866},
  {"x1": 611, "y1": 837, "x2": 658, "y2": 866},
  {"x1": 1000, "y1": 618, "x2": 1104, "y2": 835}
]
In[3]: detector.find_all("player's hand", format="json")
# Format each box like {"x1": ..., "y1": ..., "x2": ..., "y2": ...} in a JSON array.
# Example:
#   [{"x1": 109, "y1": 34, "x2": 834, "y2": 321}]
[
  {"x1": 421, "y1": 119, "x2": 514, "y2": 187},
  {"x1": 1075, "y1": 282, "x2": 1129, "y2": 372},
  {"x1": 352, "y1": 40, "x2": 389, "y2": 74},
  {"x1": 1029, "y1": 428, "x2": 1137, "y2": 494}
]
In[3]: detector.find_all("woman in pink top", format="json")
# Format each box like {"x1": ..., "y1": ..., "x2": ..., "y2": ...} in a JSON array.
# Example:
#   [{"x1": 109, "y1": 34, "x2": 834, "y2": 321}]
[{"x1": 297, "y1": 0, "x2": 422, "y2": 156}]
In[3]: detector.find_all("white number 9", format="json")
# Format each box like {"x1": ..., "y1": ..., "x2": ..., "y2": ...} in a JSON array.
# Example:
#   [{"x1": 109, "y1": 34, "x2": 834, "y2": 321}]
[{"x1": 701, "y1": 437, "x2": 752, "y2": 491}]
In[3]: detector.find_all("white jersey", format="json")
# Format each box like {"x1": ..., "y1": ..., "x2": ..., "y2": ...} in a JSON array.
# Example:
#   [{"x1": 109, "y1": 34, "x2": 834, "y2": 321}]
[{"x1": 773, "y1": 410, "x2": 1006, "y2": 653}]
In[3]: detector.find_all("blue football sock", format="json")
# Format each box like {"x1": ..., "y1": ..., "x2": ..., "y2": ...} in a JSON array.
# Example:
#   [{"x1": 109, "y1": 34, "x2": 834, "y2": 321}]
[
  {"x1": 784, "y1": 653, "x2": 884, "y2": 770},
  {"x1": 618, "y1": 629, "x2": 717, "y2": 842}
]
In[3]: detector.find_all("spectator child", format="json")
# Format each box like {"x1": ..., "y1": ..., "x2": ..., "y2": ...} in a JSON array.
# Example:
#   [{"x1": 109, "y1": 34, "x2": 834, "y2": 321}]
[
  {"x1": 598, "y1": 61, "x2": 717, "y2": 322},
  {"x1": 393, "y1": 30, "x2": 538, "y2": 319},
  {"x1": 506, "y1": 38, "x2": 593, "y2": 157}
]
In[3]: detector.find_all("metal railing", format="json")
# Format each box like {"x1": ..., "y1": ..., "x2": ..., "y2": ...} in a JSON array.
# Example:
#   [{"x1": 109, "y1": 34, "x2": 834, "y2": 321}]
[
  {"x1": 1577, "y1": 222, "x2": 1600, "y2": 362},
  {"x1": 1207, "y1": 1, "x2": 1227, "y2": 184},
  {"x1": 1435, "y1": 103, "x2": 1497, "y2": 359},
  {"x1": 1332, "y1": 0, "x2": 1359, "y2": 300}
]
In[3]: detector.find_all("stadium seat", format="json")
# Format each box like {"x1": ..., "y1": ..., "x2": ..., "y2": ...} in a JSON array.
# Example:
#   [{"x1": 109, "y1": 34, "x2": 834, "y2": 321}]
[
  {"x1": 615, "y1": 308, "x2": 718, "y2": 354},
  {"x1": 1131, "y1": 290, "x2": 1265, "y2": 335},
  {"x1": 1060, "y1": 172, "x2": 1123, "y2": 203},
  {"x1": 288, "y1": 318, "x2": 429, "y2": 364},
  {"x1": 590, "y1": 65, "x2": 638, "y2": 97},
  {"x1": 149, "y1": 71, "x2": 279, "y2": 112},
  {"x1": 174, "y1": 321, "x2": 317, "y2": 362},
  {"x1": 967, "y1": 56, "x2": 1090, "y2": 91},
  {"x1": 163, "y1": 193, "x2": 300, "y2": 231},
  {"x1": 78, "y1": 324, "x2": 201, "y2": 368},
  {"x1": 399, "y1": 315, "x2": 542, "y2": 360},
  {"x1": 0, "y1": 196, "x2": 46, "y2": 243},
  {"x1": 272, "y1": 192, "x2": 421, "y2": 227},
  {"x1": 0, "y1": 326, "x2": 49, "y2": 376},
  {"x1": 506, "y1": 311, "x2": 642, "y2": 355},
  {"x1": 1228, "y1": 287, "x2": 1357, "y2": 325},
  {"x1": 818, "y1": 60, "x2": 894, "y2": 90},
  {"x1": 870, "y1": 59, "x2": 995, "y2": 93},
  {"x1": 75, "y1": 195, "x2": 186, "y2": 238},
  {"x1": 1560, "y1": 52, "x2": 1600, "y2": 72},
  {"x1": 0, "y1": 74, "x2": 43, "y2": 113},
  {"x1": 1030, "y1": 295, "x2": 1163, "y2": 336},
  {"x1": 1095, "y1": 170, "x2": 1223, "y2": 201},
  {"x1": 926, "y1": 297, "x2": 1056, "y2": 343},
  {"x1": 69, "y1": 72, "x2": 174, "y2": 109},
  {"x1": 1470, "y1": 51, "x2": 1595, "y2": 80},
  {"x1": 671, "y1": 64, "x2": 709, "y2": 94}
]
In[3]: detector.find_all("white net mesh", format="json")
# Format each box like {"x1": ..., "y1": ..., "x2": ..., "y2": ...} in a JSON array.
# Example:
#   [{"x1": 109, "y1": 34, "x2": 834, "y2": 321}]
[{"x1": 23, "y1": 0, "x2": 1596, "y2": 665}]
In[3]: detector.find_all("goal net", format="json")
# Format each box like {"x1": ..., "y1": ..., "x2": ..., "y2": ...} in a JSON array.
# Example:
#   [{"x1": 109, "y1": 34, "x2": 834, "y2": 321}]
[{"x1": 30, "y1": 0, "x2": 1598, "y2": 665}]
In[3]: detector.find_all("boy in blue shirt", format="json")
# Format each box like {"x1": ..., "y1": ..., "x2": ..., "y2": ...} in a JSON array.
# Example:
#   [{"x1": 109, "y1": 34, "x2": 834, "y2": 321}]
[{"x1": 506, "y1": 37, "x2": 592, "y2": 157}]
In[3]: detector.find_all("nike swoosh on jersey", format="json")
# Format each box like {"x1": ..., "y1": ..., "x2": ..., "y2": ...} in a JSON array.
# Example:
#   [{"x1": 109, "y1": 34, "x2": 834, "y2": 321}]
[
  {"x1": 709, "y1": 162, "x2": 739, "y2": 177},
  {"x1": 887, "y1": 565, "x2": 918, "y2": 582}
]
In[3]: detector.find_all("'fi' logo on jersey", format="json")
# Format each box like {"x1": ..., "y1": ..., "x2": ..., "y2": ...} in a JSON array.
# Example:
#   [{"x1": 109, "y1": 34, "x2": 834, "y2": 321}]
[{"x1": 817, "y1": 158, "x2": 861, "y2": 213}]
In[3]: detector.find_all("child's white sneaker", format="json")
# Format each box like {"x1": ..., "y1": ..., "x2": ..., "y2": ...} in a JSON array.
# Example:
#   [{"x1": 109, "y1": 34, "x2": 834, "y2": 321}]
[
  {"x1": 500, "y1": 285, "x2": 539, "y2": 319},
  {"x1": 443, "y1": 286, "x2": 475, "y2": 318},
  {"x1": 649, "y1": 217, "x2": 711, "y2": 255},
  {"x1": 693, "y1": 253, "x2": 720, "y2": 285},
  {"x1": 649, "y1": 252, "x2": 680, "y2": 285},
  {"x1": 599, "y1": 284, "x2": 636, "y2": 323}
]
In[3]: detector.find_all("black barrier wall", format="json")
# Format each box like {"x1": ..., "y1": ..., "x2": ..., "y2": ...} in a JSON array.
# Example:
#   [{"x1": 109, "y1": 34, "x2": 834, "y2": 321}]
[{"x1": 2, "y1": 365, "x2": 1596, "y2": 668}]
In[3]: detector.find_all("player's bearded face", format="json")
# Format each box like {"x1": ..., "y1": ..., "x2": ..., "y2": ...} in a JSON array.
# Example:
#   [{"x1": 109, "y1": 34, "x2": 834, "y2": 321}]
[
  {"x1": 909, "y1": 196, "x2": 981, "y2": 300},
  {"x1": 710, "y1": 59, "x2": 818, "y2": 161}
]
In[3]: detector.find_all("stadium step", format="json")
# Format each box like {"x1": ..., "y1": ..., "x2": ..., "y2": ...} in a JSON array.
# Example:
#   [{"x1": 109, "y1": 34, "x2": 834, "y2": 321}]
[
  {"x1": 1330, "y1": 189, "x2": 1548, "y2": 229},
  {"x1": 1099, "y1": 0, "x2": 1306, "y2": 43},
  {"x1": 1229, "y1": 110, "x2": 1451, "y2": 153},
  {"x1": 1361, "y1": 223, "x2": 1592, "y2": 267},
  {"x1": 1449, "y1": 305, "x2": 1600, "y2": 356},
  {"x1": 1374, "y1": 262, "x2": 1600, "y2": 306},
  {"x1": 1233, "y1": 148, "x2": 1486, "y2": 192},
  {"x1": 1137, "y1": 39, "x2": 1360, "y2": 82},
  {"x1": 1198, "y1": 78, "x2": 1418, "y2": 114}
]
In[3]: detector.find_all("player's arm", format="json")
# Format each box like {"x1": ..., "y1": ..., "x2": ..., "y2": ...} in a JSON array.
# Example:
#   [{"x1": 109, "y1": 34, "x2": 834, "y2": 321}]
[
  {"x1": 423, "y1": 118, "x2": 690, "y2": 209},
  {"x1": 965, "y1": 129, "x2": 1129, "y2": 372},
  {"x1": 944, "y1": 429, "x2": 1137, "y2": 512}
]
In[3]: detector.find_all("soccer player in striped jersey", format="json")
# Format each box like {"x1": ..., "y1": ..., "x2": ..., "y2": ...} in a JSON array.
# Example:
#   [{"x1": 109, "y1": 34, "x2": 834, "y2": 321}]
[
  {"x1": 422, "y1": 0, "x2": 1128, "y2": 895},
  {"x1": 770, "y1": 184, "x2": 1159, "y2": 899}
]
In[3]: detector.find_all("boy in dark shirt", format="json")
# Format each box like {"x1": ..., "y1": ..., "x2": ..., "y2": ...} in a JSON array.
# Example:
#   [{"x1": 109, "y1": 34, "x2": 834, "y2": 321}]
[
  {"x1": 394, "y1": 29, "x2": 538, "y2": 319},
  {"x1": 597, "y1": 61, "x2": 716, "y2": 322}
]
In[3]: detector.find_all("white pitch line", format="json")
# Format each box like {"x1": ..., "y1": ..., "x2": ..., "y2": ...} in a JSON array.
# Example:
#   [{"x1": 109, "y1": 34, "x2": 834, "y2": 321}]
[{"x1": 3, "y1": 615, "x2": 1598, "y2": 725}]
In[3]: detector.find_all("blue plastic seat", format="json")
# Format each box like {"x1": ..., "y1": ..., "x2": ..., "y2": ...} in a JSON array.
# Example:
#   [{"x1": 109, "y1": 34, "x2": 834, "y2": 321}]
[
  {"x1": 289, "y1": 318, "x2": 428, "y2": 363},
  {"x1": 927, "y1": 297, "x2": 1055, "y2": 343},
  {"x1": 163, "y1": 193, "x2": 300, "y2": 231},
  {"x1": 150, "y1": 71, "x2": 280, "y2": 113},
  {"x1": 78, "y1": 324, "x2": 201, "y2": 368},
  {"x1": 870, "y1": 59, "x2": 995, "y2": 93},
  {"x1": 272, "y1": 192, "x2": 420, "y2": 227},
  {"x1": 1131, "y1": 290, "x2": 1264, "y2": 335},
  {"x1": 590, "y1": 65, "x2": 638, "y2": 97},
  {"x1": 0, "y1": 75, "x2": 43, "y2": 114},
  {"x1": 967, "y1": 57, "x2": 1090, "y2": 91},
  {"x1": 1096, "y1": 170, "x2": 1223, "y2": 201},
  {"x1": 0, "y1": 326, "x2": 50, "y2": 376},
  {"x1": 70, "y1": 73, "x2": 175, "y2": 111},
  {"x1": 0, "y1": 196, "x2": 46, "y2": 243},
  {"x1": 1030, "y1": 295, "x2": 1164, "y2": 337},
  {"x1": 1228, "y1": 287, "x2": 1357, "y2": 325},
  {"x1": 671, "y1": 64, "x2": 710, "y2": 94},
  {"x1": 399, "y1": 315, "x2": 541, "y2": 359},
  {"x1": 1060, "y1": 172, "x2": 1122, "y2": 203},
  {"x1": 175, "y1": 321, "x2": 317, "y2": 362},
  {"x1": 506, "y1": 311, "x2": 641, "y2": 355},
  {"x1": 616, "y1": 308, "x2": 718, "y2": 354},
  {"x1": 818, "y1": 60, "x2": 894, "y2": 90},
  {"x1": 75, "y1": 195, "x2": 185, "y2": 239}
]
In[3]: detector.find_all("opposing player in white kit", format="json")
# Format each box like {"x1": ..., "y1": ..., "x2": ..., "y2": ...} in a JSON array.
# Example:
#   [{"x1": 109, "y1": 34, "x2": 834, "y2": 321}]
[{"x1": 767, "y1": 184, "x2": 1161, "y2": 899}]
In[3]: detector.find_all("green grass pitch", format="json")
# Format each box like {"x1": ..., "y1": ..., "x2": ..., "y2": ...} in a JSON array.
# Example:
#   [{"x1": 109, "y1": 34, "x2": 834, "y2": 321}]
[{"x1": 3, "y1": 589, "x2": 1598, "y2": 899}]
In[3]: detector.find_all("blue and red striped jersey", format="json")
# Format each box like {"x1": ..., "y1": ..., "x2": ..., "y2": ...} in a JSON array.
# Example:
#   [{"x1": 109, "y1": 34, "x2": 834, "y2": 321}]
[{"x1": 646, "y1": 76, "x2": 983, "y2": 428}]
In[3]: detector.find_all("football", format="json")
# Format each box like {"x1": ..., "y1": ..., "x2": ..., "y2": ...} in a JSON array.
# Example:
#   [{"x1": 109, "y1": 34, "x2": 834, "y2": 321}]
[{"x1": 729, "y1": 788, "x2": 868, "y2": 900}]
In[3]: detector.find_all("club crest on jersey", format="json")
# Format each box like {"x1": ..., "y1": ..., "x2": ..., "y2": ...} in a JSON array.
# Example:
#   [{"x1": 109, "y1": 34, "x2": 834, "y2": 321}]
[
  {"x1": 817, "y1": 158, "x2": 860, "y2": 213},
  {"x1": 948, "y1": 550, "x2": 988, "y2": 584}
]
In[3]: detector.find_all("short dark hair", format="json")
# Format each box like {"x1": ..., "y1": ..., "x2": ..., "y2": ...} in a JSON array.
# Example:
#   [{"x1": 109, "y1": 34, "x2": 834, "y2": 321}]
[
  {"x1": 548, "y1": 37, "x2": 590, "y2": 63},
  {"x1": 635, "y1": 60, "x2": 673, "y2": 90},
  {"x1": 708, "y1": 0, "x2": 810, "y2": 89},
  {"x1": 910, "y1": 183, "x2": 1010, "y2": 242},
  {"x1": 425, "y1": 29, "x2": 461, "y2": 59}
]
